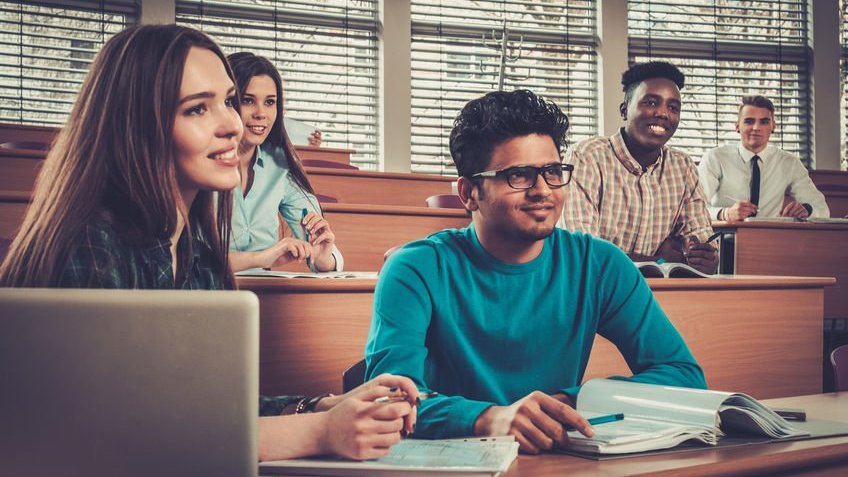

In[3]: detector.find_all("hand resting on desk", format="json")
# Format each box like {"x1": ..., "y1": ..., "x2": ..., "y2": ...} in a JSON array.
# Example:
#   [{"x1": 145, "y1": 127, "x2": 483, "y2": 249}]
[{"x1": 472, "y1": 391, "x2": 593, "y2": 455}]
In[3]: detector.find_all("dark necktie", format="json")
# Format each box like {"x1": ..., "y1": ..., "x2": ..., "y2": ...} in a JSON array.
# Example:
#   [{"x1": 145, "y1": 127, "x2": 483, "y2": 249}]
[{"x1": 750, "y1": 155, "x2": 761, "y2": 208}]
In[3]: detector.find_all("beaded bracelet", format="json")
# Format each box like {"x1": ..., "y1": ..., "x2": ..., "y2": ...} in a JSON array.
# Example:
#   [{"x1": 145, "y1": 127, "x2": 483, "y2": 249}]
[{"x1": 295, "y1": 392, "x2": 334, "y2": 414}]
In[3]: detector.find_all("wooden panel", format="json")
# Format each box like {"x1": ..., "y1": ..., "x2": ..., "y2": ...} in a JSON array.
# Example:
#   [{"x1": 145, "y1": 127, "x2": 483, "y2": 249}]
[
  {"x1": 294, "y1": 145, "x2": 353, "y2": 165},
  {"x1": 239, "y1": 276, "x2": 829, "y2": 401},
  {"x1": 0, "y1": 149, "x2": 455, "y2": 207},
  {"x1": 0, "y1": 122, "x2": 57, "y2": 145},
  {"x1": 0, "y1": 200, "x2": 27, "y2": 240},
  {"x1": 584, "y1": 287, "x2": 824, "y2": 399},
  {"x1": 809, "y1": 169, "x2": 848, "y2": 188},
  {"x1": 715, "y1": 222, "x2": 848, "y2": 319},
  {"x1": 822, "y1": 190, "x2": 848, "y2": 218},
  {"x1": 322, "y1": 203, "x2": 470, "y2": 271},
  {"x1": 0, "y1": 193, "x2": 469, "y2": 271},
  {"x1": 307, "y1": 168, "x2": 455, "y2": 206},
  {"x1": 0, "y1": 154, "x2": 42, "y2": 192}
]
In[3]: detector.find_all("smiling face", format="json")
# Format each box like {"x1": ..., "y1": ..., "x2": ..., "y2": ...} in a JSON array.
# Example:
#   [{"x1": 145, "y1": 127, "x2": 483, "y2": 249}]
[
  {"x1": 239, "y1": 74, "x2": 278, "y2": 148},
  {"x1": 172, "y1": 47, "x2": 243, "y2": 203},
  {"x1": 461, "y1": 134, "x2": 564, "y2": 260},
  {"x1": 736, "y1": 105, "x2": 775, "y2": 154},
  {"x1": 621, "y1": 77, "x2": 681, "y2": 155}
]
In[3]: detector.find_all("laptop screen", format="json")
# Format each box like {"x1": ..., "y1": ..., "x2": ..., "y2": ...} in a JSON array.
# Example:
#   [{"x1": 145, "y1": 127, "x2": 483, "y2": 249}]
[{"x1": 0, "y1": 288, "x2": 258, "y2": 477}]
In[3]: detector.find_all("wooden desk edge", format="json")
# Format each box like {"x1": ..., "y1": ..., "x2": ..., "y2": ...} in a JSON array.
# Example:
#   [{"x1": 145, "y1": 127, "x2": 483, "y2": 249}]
[
  {"x1": 236, "y1": 276, "x2": 377, "y2": 292},
  {"x1": 306, "y1": 166, "x2": 457, "y2": 183},
  {"x1": 323, "y1": 202, "x2": 468, "y2": 217},
  {"x1": 239, "y1": 275, "x2": 834, "y2": 292},
  {"x1": 646, "y1": 275, "x2": 836, "y2": 290},
  {"x1": 713, "y1": 220, "x2": 848, "y2": 231}
]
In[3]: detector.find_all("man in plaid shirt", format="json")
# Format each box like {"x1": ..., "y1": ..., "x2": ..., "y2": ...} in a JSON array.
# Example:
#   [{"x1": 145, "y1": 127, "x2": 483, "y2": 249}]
[{"x1": 560, "y1": 61, "x2": 718, "y2": 274}]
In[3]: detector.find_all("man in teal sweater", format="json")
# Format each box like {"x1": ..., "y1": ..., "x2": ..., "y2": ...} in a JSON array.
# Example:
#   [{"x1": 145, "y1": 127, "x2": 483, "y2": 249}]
[{"x1": 364, "y1": 90, "x2": 706, "y2": 454}]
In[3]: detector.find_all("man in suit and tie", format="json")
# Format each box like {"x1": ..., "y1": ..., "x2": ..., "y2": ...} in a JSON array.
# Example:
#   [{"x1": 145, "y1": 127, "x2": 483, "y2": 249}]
[{"x1": 698, "y1": 95, "x2": 829, "y2": 221}]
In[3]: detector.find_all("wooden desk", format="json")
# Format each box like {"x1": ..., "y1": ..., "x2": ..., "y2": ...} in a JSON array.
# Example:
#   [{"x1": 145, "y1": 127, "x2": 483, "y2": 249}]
[
  {"x1": 497, "y1": 393, "x2": 848, "y2": 477},
  {"x1": 306, "y1": 167, "x2": 455, "y2": 206},
  {"x1": 809, "y1": 170, "x2": 848, "y2": 218},
  {"x1": 0, "y1": 150, "x2": 456, "y2": 208},
  {"x1": 0, "y1": 192, "x2": 470, "y2": 271},
  {"x1": 713, "y1": 221, "x2": 848, "y2": 319},
  {"x1": 238, "y1": 275, "x2": 831, "y2": 400},
  {"x1": 322, "y1": 203, "x2": 469, "y2": 270}
]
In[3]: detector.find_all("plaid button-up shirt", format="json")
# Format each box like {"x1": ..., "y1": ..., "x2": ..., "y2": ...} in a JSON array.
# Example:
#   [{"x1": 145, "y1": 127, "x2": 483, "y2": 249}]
[
  {"x1": 560, "y1": 129, "x2": 713, "y2": 256},
  {"x1": 59, "y1": 212, "x2": 225, "y2": 290}
]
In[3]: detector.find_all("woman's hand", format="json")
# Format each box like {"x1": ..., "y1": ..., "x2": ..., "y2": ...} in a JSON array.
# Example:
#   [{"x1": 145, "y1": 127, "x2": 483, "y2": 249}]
[
  {"x1": 301, "y1": 212, "x2": 337, "y2": 271},
  {"x1": 317, "y1": 374, "x2": 419, "y2": 460},
  {"x1": 256, "y1": 237, "x2": 312, "y2": 268}
]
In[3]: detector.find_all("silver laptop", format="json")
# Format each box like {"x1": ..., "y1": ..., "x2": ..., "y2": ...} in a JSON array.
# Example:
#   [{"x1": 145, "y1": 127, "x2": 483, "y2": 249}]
[{"x1": 0, "y1": 288, "x2": 259, "y2": 477}]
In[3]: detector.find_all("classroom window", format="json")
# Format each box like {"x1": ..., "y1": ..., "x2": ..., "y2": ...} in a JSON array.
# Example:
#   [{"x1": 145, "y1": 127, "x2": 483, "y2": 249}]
[
  {"x1": 176, "y1": 0, "x2": 380, "y2": 170},
  {"x1": 410, "y1": 0, "x2": 598, "y2": 176},
  {"x1": 0, "y1": 0, "x2": 136, "y2": 126},
  {"x1": 628, "y1": 0, "x2": 811, "y2": 167}
]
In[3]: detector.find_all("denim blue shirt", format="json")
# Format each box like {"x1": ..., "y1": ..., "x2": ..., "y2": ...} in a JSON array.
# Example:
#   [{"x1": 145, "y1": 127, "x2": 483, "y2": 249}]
[{"x1": 230, "y1": 143, "x2": 343, "y2": 271}]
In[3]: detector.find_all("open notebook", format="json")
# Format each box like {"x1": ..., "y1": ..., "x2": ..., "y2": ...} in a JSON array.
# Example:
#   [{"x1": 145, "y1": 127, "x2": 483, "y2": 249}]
[
  {"x1": 259, "y1": 437, "x2": 518, "y2": 477},
  {"x1": 563, "y1": 379, "x2": 807, "y2": 456},
  {"x1": 634, "y1": 261, "x2": 712, "y2": 278}
]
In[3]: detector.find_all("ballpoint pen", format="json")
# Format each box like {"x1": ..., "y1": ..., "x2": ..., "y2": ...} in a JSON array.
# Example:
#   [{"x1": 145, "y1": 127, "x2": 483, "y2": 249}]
[
  {"x1": 374, "y1": 391, "x2": 439, "y2": 404},
  {"x1": 566, "y1": 413, "x2": 624, "y2": 431}
]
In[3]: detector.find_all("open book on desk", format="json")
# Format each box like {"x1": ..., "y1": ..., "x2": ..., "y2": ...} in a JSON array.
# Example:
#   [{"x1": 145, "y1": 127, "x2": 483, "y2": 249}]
[
  {"x1": 634, "y1": 261, "x2": 712, "y2": 278},
  {"x1": 259, "y1": 437, "x2": 519, "y2": 477},
  {"x1": 235, "y1": 269, "x2": 378, "y2": 279},
  {"x1": 563, "y1": 379, "x2": 808, "y2": 456}
]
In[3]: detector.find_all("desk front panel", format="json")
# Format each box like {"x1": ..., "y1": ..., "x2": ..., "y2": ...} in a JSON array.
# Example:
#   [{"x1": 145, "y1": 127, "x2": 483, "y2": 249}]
[
  {"x1": 242, "y1": 277, "x2": 827, "y2": 400},
  {"x1": 729, "y1": 225, "x2": 848, "y2": 319},
  {"x1": 307, "y1": 169, "x2": 455, "y2": 207},
  {"x1": 322, "y1": 205, "x2": 470, "y2": 271},
  {"x1": 584, "y1": 286, "x2": 824, "y2": 399}
]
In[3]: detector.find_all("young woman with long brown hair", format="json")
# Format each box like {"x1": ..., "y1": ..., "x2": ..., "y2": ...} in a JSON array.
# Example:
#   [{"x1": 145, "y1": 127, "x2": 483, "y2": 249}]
[
  {"x1": 226, "y1": 52, "x2": 343, "y2": 273},
  {"x1": 0, "y1": 24, "x2": 415, "y2": 462}
]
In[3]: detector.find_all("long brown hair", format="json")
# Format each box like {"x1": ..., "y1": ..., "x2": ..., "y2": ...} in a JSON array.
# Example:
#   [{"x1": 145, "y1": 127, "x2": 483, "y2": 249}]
[
  {"x1": 0, "y1": 25, "x2": 236, "y2": 288},
  {"x1": 227, "y1": 51, "x2": 315, "y2": 194}
]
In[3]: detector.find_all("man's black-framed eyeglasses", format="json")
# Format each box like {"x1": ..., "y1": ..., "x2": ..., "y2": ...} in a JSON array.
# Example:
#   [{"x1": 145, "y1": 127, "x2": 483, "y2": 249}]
[{"x1": 470, "y1": 163, "x2": 574, "y2": 190}]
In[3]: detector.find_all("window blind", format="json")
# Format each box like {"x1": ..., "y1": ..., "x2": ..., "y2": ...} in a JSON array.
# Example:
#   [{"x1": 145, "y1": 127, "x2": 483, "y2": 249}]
[
  {"x1": 841, "y1": 0, "x2": 848, "y2": 171},
  {"x1": 410, "y1": 0, "x2": 597, "y2": 176},
  {"x1": 0, "y1": 0, "x2": 136, "y2": 126},
  {"x1": 177, "y1": 0, "x2": 380, "y2": 169},
  {"x1": 628, "y1": 0, "x2": 811, "y2": 166}
]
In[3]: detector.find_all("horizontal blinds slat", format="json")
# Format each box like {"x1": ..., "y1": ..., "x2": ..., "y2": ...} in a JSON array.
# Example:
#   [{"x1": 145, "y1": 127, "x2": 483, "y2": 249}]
[
  {"x1": 410, "y1": 0, "x2": 598, "y2": 176},
  {"x1": 628, "y1": 0, "x2": 806, "y2": 43},
  {"x1": 176, "y1": 2, "x2": 379, "y2": 169},
  {"x1": 0, "y1": 1, "x2": 134, "y2": 126},
  {"x1": 411, "y1": 0, "x2": 595, "y2": 36},
  {"x1": 842, "y1": 0, "x2": 848, "y2": 170}
]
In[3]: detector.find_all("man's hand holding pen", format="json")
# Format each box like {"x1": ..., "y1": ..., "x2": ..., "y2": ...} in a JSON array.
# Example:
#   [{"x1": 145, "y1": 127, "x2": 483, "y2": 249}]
[{"x1": 683, "y1": 233, "x2": 720, "y2": 274}]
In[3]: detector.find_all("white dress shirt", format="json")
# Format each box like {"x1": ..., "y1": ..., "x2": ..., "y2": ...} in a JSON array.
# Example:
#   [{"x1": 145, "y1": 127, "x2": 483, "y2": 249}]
[{"x1": 698, "y1": 143, "x2": 830, "y2": 219}]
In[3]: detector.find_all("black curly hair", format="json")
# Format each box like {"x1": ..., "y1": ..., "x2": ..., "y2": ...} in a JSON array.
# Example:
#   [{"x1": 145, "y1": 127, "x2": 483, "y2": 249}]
[
  {"x1": 622, "y1": 61, "x2": 685, "y2": 106},
  {"x1": 449, "y1": 89, "x2": 569, "y2": 178}
]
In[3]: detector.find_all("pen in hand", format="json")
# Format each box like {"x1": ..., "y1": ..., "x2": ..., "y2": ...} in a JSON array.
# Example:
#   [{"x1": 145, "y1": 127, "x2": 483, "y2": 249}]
[
  {"x1": 565, "y1": 413, "x2": 624, "y2": 431},
  {"x1": 374, "y1": 391, "x2": 439, "y2": 404}
]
